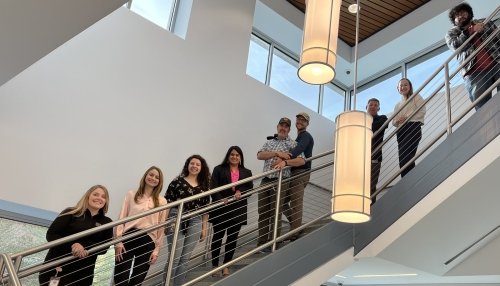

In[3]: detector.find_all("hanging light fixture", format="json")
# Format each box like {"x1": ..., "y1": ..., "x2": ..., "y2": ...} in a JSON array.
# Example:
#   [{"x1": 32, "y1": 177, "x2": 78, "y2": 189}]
[
  {"x1": 298, "y1": 0, "x2": 341, "y2": 85},
  {"x1": 331, "y1": 0, "x2": 373, "y2": 223}
]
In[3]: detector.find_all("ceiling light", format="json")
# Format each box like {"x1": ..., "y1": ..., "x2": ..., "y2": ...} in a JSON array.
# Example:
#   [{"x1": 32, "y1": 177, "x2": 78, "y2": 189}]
[
  {"x1": 298, "y1": 0, "x2": 341, "y2": 84},
  {"x1": 348, "y1": 4, "x2": 359, "y2": 13}
]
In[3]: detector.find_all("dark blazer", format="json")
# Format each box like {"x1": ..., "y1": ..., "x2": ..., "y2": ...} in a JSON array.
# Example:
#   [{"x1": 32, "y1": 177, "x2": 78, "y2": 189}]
[{"x1": 209, "y1": 165, "x2": 253, "y2": 227}]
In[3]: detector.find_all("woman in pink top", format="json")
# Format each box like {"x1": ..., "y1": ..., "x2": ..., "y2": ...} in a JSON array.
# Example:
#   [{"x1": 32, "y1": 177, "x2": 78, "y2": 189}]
[{"x1": 114, "y1": 166, "x2": 168, "y2": 286}]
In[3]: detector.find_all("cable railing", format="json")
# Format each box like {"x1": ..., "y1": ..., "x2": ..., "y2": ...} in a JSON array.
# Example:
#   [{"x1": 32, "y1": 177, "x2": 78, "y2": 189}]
[
  {"x1": 0, "y1": 150, "x2": 334, "y2": 286},
  {"x1": 371, "y1": 5, "x2": 500, "y2": 201},
  {"x1": 2, "y1": 7, "x2": 499, "y2": 286}
]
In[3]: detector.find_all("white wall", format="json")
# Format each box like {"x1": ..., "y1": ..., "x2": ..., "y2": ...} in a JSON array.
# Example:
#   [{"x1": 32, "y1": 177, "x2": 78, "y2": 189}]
[{"x1": 0, "y1": 0, "x2": 335, "y2": 219}]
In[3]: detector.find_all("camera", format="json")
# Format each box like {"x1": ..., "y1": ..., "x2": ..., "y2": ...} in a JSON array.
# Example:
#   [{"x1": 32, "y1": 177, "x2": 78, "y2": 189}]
[{"x1": 266, "y1": 133, "x2": 278, "y2": 140}]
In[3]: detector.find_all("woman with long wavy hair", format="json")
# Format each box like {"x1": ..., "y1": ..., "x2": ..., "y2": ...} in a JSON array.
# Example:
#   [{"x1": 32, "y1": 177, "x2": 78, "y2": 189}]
[{"x1": 163, "y1": 155, "x2": 211, "y2": 286}]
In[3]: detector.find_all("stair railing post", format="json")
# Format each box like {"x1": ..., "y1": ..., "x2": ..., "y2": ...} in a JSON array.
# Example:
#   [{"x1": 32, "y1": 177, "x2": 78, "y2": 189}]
[
  {"x1": 271, "y1": 169, "x2": 285, "y2": 252},
  {"x1": 164, "y1": 202, "x2": 184, "y2": 285},
  {"x1": 1, "y1": 254, "x2": 21, "y2": 286},
  {"x1": 444, "y1": 62, "x2": 453, "y2": 135}
]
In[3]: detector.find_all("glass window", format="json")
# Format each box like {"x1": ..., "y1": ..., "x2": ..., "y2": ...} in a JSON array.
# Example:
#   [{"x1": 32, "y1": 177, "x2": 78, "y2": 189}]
[
  {"x1": 246, "y1": 34, "x2": 270, "y2": 84},
  {"x1": 355, "y1": 69, "x2": 403, "y2": 116},
  {"x1": 130, "y1": 0, "x2": 175, "y2": 29},
  {"x1": 407, "y1": 46, "x2": 461, "y2": 98},
  {"x1": 322, "y1": 83, "x2": 345, "y2": 121},
  {"x1": 269, "y1": 48, "x2": 319, "y2": 112}
]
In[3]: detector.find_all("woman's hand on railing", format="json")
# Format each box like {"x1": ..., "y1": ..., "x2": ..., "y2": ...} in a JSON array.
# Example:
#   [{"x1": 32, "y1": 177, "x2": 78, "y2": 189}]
[
  {"x1": 234, "y1": 190, "x2": 241, "y2": 200},
  {"x1": 149, "y1": 253, "x2": 158, "y2": 265},
  {"x1": 71, "y1": 243, "x2": 88, "y2": 258},
  {"x1": 114, "y1": 242, "x2": 126, "y2": 262}
]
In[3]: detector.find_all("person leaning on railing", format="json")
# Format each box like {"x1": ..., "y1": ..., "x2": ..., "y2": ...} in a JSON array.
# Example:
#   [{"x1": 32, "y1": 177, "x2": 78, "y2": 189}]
[
  {"x1": 392, "y1": 78, "x2": 426, "y2": 178},
  {"x1": 163, "y1": 154, "x2": 210, "y2": 286},
  {"x1": 114, "y1": 166, "x2": 168, "y2": 286},
  {"x1": 209, "y1": 146, "x2": 253, "y2": 277},
  {"x1": 445, "y1": 2, "x2": 500, "y2": 111},
  {"x1": 256, "y1": 117, "x2": 305, "y2": 253},
  {"x1": 38, "y1": 185, "x2": 113, "y2": 286}
]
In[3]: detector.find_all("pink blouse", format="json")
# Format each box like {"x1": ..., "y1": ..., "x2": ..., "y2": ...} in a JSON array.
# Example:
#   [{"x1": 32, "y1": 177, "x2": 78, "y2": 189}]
[
  {"x1": 230, "y1": 169, "x2": 240, "y2": 192},
  {"x1": 115, "y1": 190, "x2": 168, "y2": 256}
]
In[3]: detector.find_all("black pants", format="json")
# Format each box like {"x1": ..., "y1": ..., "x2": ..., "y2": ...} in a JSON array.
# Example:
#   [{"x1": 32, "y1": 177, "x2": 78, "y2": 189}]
[
  {"x1": 114, "y1": 229, "x2": 155, "y2": 286},
  {"x1": 397, "y1": 122, "x2": 422, "y2": 177},
  {"x1": 211, "y1": 224, "x2": 241, "y2": 267},
  {"x1": 370, "y1": 161, "x2": 381, "y2": 205},
  {"x1": 39, "y1": 255, "x2": 98, "y2": 285}
]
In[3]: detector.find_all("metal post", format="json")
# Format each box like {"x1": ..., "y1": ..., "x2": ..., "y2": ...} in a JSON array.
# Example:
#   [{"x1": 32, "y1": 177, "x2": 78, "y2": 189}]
[
  {"x1": 444, "y1": 63, "x2": 453, "y2": 135},
  {"x1": 271, "y1": 169, "x2": 285, "y2": 252},
  {"x1": 1, "y1": 254, "x2": 21, "y2": 286},
  {"x1": 165, "y1": 203, "x2": 184, "y2": 285},
  {"x1": 352, "y1": 0, "x2": 360, "y2": 110}
]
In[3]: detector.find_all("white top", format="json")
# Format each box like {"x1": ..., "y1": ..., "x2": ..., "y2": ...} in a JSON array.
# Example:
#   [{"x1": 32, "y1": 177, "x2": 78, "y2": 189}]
[{"x1": 392, "y1": 94, "x2": 426, "y2": 127}]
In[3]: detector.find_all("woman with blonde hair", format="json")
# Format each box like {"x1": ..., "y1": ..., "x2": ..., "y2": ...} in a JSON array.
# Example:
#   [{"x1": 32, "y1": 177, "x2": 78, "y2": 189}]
[
  {"x1": 114, "y1": 166, "x2": 168, "y2": 285},
  {"x1": 392, "y1": 78, "x2": 426, "y2": 177},
  {"x1": 39, "y1": 185, "x2": 113, "y2": 285}
]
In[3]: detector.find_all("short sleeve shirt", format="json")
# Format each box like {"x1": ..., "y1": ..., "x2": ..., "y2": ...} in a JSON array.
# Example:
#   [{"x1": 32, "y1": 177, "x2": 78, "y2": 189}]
[{"x1": 259, "y1": 137, "x2": 304, "y2": 178}]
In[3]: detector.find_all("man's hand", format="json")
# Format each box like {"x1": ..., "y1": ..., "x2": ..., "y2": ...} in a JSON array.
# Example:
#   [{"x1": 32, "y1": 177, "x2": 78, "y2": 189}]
[{"x1": 275, "y1": 151, "x2": 291, "y2": 160}]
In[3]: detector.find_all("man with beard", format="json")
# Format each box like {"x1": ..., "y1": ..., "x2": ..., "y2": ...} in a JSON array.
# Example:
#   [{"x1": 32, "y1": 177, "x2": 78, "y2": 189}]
[{"x1": 445, "y1": 2, "x2": 500, "y2": 110}]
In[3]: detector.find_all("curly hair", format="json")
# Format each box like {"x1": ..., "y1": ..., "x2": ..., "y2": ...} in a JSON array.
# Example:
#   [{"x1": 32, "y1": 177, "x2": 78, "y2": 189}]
[
  {"x1": 449, "y1": 2, "x2": 473, "y2": 25},
  {"x1": 181, "y1": 154, "x2": 211, "y2": 191}
]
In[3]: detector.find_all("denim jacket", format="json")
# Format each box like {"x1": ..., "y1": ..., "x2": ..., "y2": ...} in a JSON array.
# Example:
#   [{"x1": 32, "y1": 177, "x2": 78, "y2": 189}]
[{"x1": 445, "y1": 19, "x2": 500, "y2": 76}]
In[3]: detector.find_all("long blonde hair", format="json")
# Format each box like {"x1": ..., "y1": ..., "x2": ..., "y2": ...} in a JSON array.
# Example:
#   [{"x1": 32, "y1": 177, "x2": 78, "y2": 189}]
[
  {"x1": 135, "y1": 166, "x2": 164, "y2": 208},
  {"x1": 62, "y1": 185, "x2": 110, "y2": 217}
]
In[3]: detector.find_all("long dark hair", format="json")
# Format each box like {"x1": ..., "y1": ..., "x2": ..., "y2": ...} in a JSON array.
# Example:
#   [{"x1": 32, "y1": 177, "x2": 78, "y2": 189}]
[
  {"x1": 181, "y1": 154, "x2": 211, "y2": 191},
  {"x1": 220, "y1": 145, "x2": 245, "y2": 168}
]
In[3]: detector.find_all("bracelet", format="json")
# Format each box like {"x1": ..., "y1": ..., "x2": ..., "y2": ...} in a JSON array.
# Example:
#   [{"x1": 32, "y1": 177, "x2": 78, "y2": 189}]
[{"x1": 284, "y1": 160, "x2": 288, "y2": 166}]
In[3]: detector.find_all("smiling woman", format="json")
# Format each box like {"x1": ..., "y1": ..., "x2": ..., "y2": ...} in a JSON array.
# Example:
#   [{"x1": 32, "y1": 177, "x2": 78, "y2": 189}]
[
  {"x1": 113, "y1": 166, "x2": 169, "y2": 286},
  {"x1": 38, "y1": 185, "x2": 113, "y2": 286}
]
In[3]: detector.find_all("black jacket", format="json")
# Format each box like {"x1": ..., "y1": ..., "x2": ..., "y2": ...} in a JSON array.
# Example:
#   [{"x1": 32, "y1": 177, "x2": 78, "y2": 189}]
[{"x1": 209, "y1": 165, "x2": 253, "y2": 227}]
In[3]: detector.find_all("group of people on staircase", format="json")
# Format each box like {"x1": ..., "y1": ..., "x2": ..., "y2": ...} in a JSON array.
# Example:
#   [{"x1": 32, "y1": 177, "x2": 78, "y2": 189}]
[{"x1": 37, "y1": 2, "x2": 497, "y2": 285}]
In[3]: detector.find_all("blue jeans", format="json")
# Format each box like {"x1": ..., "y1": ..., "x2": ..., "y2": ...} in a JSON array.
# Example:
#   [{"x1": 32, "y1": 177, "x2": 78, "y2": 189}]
[
  {"x1": 162, "y1": 208, "x2": 202, "y2": 286},
  {"x1": 464, "y1": 65, "x2": 499, "y2": 110}
]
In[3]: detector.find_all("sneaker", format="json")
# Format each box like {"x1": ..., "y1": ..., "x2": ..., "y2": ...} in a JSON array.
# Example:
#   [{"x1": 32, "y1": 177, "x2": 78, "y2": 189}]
[{"x1": 259, "y1": 246, "x2": 272, "y2": 253}]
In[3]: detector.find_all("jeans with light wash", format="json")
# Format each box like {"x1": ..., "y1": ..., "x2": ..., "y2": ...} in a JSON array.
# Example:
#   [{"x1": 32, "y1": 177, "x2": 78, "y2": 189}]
[
  {"x1": 162, "y1": 208, "x2": 202, "y2": 286},
  {"x1": 464, "y1": 65, "x2": 499, "y2": 110}
]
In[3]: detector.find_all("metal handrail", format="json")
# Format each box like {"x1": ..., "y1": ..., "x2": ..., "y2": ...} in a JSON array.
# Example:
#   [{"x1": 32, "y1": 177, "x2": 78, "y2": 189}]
[
  {"x1": 371, "y1": 8, "x2": 500, "y2": 198},
  {"x1": 1, "y1": 149, "x2": 334, "y2": 284}
]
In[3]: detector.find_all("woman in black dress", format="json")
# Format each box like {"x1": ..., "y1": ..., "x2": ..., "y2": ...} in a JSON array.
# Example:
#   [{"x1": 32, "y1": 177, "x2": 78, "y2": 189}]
[
  {"x1": 209, "y1": 146, "x2": 253, "y2": 276},
  {"x1": 39, "y1": 185, "x2": 113, "y2": 285}
]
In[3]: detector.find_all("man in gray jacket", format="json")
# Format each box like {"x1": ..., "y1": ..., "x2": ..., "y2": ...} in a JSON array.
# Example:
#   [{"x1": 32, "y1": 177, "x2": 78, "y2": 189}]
[{"x1": 445, "y1": 2, "x2": 499, "y2": 110}]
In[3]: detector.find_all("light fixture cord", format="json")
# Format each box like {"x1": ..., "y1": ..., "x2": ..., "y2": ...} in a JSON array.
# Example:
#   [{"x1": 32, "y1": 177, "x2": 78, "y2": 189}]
[{"x1": 352, "y1": 0, "x2": 360, "y2": 110}]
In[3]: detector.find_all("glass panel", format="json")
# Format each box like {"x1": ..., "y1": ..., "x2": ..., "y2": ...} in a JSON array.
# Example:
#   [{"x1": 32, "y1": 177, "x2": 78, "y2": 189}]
[
  {"x1": 355, "y1": 70, "x2": 402, "y2": 116},
  {"x1": 322, "y1": 83, "x2": 345, "y2": 121},
  {"x1": 270, "y1": 48, "x2": 319, "y2": 111},
  {"x1": 246, "y1": 34, "x2": 270, "y2": 84},
  {"x1": 407, "y1": 46, "x2": 461, "y2": 98},
  {"x1": 130, "y1": 0, "x2": 175, "y2": 29}
]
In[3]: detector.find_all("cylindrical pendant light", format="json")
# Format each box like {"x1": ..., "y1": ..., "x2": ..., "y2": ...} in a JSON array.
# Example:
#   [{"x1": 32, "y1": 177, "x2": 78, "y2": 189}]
[
  {"x1": 332, "y1": 110, "x2": 373, "y2": 223},
  {"x1": 298, "y1": 0, "x2": 341, "y2": 85}
]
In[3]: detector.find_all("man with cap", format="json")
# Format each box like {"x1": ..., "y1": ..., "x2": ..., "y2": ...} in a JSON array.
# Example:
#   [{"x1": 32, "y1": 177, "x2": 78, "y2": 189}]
[
  {"x1": 256, "y1": 117, "x2": 305, "y2": 251},
  {"x1": 281, "y1": 112, "x2": 314, "y2": 240}
]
